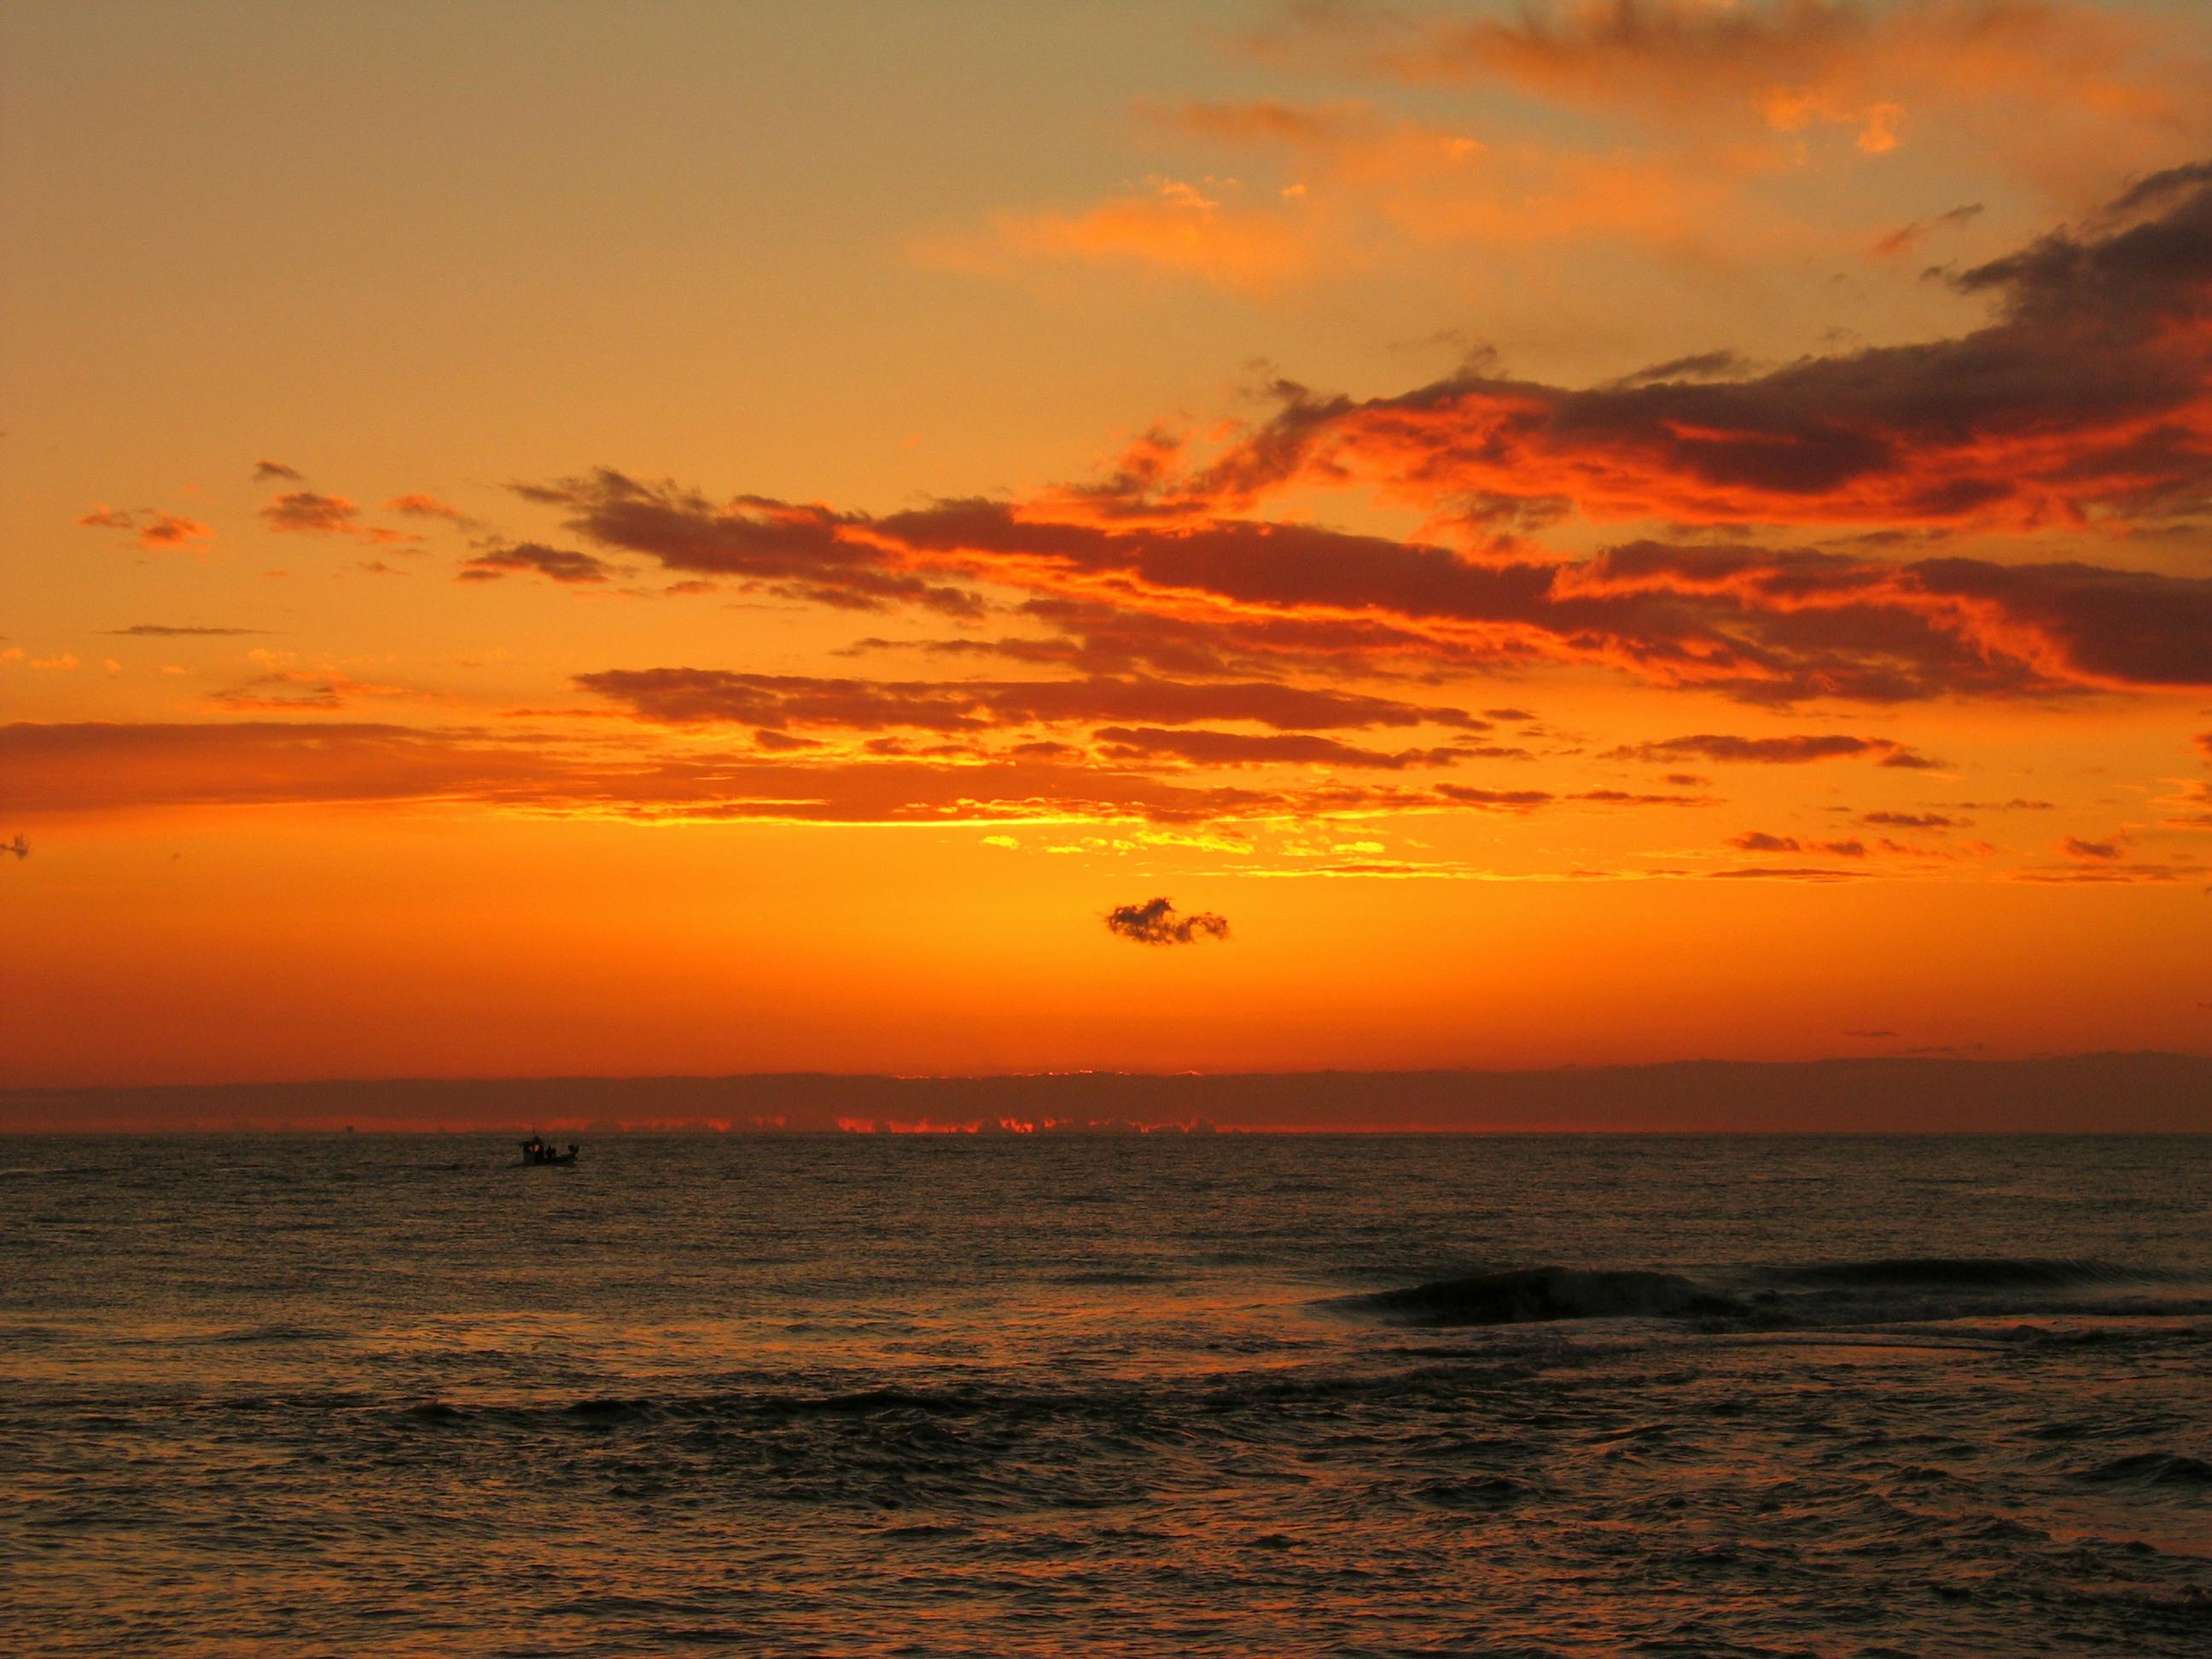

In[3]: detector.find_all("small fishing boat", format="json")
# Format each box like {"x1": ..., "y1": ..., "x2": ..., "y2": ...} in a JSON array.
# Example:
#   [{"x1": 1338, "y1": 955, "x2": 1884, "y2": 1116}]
[{"x1": 520, "y1": 1134, "x2": 579, "y2": 1167}]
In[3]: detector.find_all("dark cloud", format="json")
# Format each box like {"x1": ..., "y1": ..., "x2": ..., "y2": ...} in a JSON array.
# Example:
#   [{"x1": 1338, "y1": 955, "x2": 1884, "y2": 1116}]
[
  {"x1": 1103, "y1": 897, "x2": 1231, "y2": 946},
  {"x1": 1603, "y1": 733, "x2": 1938, "y2": 766},
  {"x1": 1569, "y1": 788, "x2": 1715, "y2": 806},
  {"x1": 1871, "y1": 204, "x2": 1983, "y2": 259},
  {"x1": 1728, "y1": 831, "x2": 1867, "y2": 856},
  {"x1": 1708, "y1": 866, "x2": 1867, "y2": 882},
  {"x1": 385, "y1": 493, "x2": 474, "y2": 524},
  {"x1": 1863, "y1": 811, "x2": 1959, "y2": 829},
  {"x1": 1046, "y1": 160, "x2": 2212, "y2": 542},
  {"x1": 458, "y1": 543, "x2": 614, "y2": 585},
  {"x1": 1091, "y1": 726, "x2": 1469, "y2": 771},
  {"x1": 1435, "y1": 784, "x2": 1552, "y2": 809},
  {"x1": 2061, "y1": 835, "x2": 2124, "y2": 860},
  {"x1": 519, "y1": 490, "x2": 2212, "y2": 707},
  {"x1": 515, "y1": 469, "x2": 984, "y2": 616},
  {"x1": 575, "y1": 668, "x2": 1485, "y2": 735},
  {"x1": 1611, "y1": 349, "x2": 1752, "y2": 387},
  {"x1": 253, "y1": 460, "x2": 304, "y2": 482},
  {"x1": 496, "y1": 177, "x2": 2212, "y2": 706},
  {"x1": 260, "y1": 492, "x2": 360, "y2": 534},
  {"x1": 106, "y1": 625, "x2": 265, "y2": 637}
]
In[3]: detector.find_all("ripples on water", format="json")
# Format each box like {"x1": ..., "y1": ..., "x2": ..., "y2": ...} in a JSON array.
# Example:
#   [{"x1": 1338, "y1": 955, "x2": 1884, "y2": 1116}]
[{"x1": 5, "y1": 1132, "x2": 2209, "y2": 1655}]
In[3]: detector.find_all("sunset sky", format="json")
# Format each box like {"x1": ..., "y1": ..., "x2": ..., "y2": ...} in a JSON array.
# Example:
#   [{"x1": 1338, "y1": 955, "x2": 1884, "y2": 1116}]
[{"x1": 5, "y1": 0, "x2": 2210, "y2": 1087}]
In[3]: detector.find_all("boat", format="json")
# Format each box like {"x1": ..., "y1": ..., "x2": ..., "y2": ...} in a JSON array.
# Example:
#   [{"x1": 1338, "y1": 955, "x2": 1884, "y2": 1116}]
[{"x1": 520, "y1": 1134, "x2": 579, "y2": 1167}]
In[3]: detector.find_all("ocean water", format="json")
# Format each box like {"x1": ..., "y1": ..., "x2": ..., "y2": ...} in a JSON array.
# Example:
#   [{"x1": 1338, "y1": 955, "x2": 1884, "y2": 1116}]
[{"x1": 5, "y1": 1132, "x2": 2209, "y2": 1656}]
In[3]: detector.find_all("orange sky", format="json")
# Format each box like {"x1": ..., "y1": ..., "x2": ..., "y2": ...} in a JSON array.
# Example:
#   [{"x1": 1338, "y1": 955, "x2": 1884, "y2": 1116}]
[{"x1": 4, "y1": 1, "x2": 2210, "y2": 1087}]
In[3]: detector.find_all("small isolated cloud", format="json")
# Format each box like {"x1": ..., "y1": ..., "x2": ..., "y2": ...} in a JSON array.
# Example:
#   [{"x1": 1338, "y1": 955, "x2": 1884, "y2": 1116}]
[
  {"x1": 253, "y1": 459, "x2": 303, "y2": 482},
  {"x1": 457, "y1": 542, "x2": 613, "y2": 585},
  {"x1": 2195, "y1": 731, "x2": 2212, "y2": 762},
  {"x1": 384, "y1": 493, "x2": 474, "y2": 525},
  {"x1": 137, "y1": 511, "x2": 216, "y2": 550},
  {"x1": 1871, "y1": 203, "x2": 1982, "y2": 259},
  {"x1": 78, "y1": 505, "x2": 215, "y2": 551},
  {"x1": 1843, "y1": 1028, "x2": 1898, "y2": 1038},
  {"x1": 1103, "y1": 896, "x2": 1231, "y2": 946},
  {"x1": 1863, "y1": 811, "x2": 1959, "y2": 829},
  {"x1": 260, "y1": 492, "x2": 360, "y2": 534},
  {"x1": 2061, "y1": 835, "x2": 2123, "y2": 860}
]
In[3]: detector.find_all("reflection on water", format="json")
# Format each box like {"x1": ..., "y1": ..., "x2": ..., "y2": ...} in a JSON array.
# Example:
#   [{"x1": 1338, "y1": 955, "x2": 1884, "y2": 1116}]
[{"x1": 5, "y1": 1133, "x2": 2209, "y2": 1654}]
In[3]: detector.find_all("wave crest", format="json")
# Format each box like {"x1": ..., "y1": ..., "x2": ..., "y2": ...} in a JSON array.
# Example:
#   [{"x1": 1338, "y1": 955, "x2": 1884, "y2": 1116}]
[{"x1": 1349, "y1": 1267, "x2": 1740, "y2": 1326}]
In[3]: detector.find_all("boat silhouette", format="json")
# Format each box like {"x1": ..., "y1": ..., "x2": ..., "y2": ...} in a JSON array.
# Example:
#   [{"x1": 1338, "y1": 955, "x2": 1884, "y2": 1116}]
[{"x1": 519, "y1": 1134, "x2": 579, "y2": 1167}]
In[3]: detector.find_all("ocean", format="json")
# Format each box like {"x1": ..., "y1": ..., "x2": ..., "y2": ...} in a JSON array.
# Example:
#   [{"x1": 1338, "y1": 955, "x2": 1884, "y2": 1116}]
[{"x1": 5, "y1": 1132, "x2": 2209, "y2": 1655}]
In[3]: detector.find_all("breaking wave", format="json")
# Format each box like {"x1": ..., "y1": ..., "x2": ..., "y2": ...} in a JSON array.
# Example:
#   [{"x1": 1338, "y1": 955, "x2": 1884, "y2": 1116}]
[
  {"x1": 1341, "y1": 1255, "x2": 2195, "y2": 1330},
  {"x1": 1344, "y1": 1267, "x2": 1741, "y2": 1325}
]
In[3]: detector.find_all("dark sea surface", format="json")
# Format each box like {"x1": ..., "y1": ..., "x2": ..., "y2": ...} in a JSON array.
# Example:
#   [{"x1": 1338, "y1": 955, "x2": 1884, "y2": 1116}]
[{"x1": 5, "y1": 1132, "x2": 2209, "y2": 1656}]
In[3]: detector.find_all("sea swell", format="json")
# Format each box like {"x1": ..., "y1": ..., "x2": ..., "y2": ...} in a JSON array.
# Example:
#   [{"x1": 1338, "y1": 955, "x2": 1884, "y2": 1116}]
[{"x1": 1339, "y1": 1255, "x2": 2203, "y2": 1331}]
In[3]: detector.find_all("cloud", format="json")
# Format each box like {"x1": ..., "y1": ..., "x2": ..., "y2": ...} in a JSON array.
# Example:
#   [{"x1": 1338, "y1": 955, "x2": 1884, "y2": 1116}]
[
  {"x1": 926, "y1": 173, "x2": 1323, "y2": 294},
  {"x1": 1728, "y1": 831, "x2": 1868, "y2": 856},
  {"x1": 108, "y1": 625, "x2": 265, "y2": 637},
  {"x1": 1049, "y1": 166, "x2": 2212, "y2": 552},
  {"x1": 1103, "y1": 896, "x2": 1231, "y2": 946},
  {"x1": 1863, "y1": 811, "x2": 1959, "y2": 828},
  {"x1": 385, "y1": 493, "x2": 473, "y2": 524},
  {"x1": 1871, "y1": 202, "x2": 1983, "y2": 259},
  {"x1": 260, "y1": 492, "x2": 361, "y2": 534},
  {"x1": 515, "y1": 469, "x2": 983, "y2": 616},
  {"x1": 1603, "y1": 733, "x2": 1939, "y2": 766},
  {"x1": 1613, "y1": 350, "x2": 1755, "y2": 388},
  {"x1": 205, "y1": 670, "x2": 410, "y2": 713},
  {"x1": 1271, "y1": 0, "x2": 2208, "y2": 180},
  {"x1": 78, "y1": 505, "x2": 216, "y2": 551},
  {"x1": 2060, "y1": 834, "x2": 2124, "y2": 859},
  {"x1": 933, "y1": 99, "x2": 1753, "y2": 288},
  {"x1": 519, "y1": 154, "x2": 2212, "y2": 715},
  {"x1": 2195, "y1": 731, "x2": 2212, "y2": 761},
  {"x1": 1569, "y1": 788, "x2": 1716, "y2": 806},
  {"x1": 253, "y1": 460, "x2": 304, "y2": 482},
  {"x1": 526, "y1": 475, "x2": 2212, "y2": 707},
  {"x1": 458, "y1": 543, "x2": 614, "y2": 585},
  {"x1": 0, "y1": 722, "x2": 556, "y2": 813},
  {"x1": 1708, "y1": 864, "x2": 1868, "y2": 882},
  {"x1": 574, "y1": 667, "x2": 1486, "y2": 736},
  {"x1": 1091, "y1": 725, "x2": 1470, "y2": 771},
  {"x1": 0, "y1": 720, "x2": 1583, "y2": 831}
]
